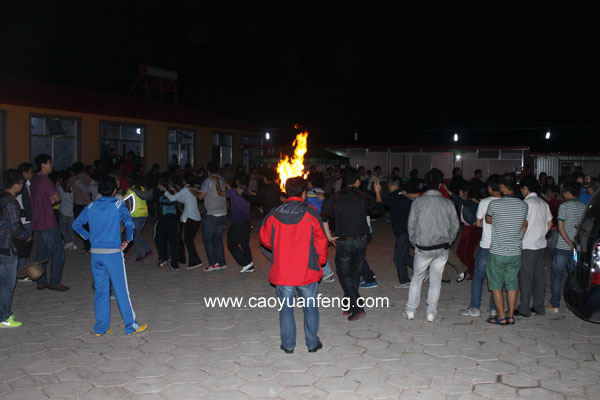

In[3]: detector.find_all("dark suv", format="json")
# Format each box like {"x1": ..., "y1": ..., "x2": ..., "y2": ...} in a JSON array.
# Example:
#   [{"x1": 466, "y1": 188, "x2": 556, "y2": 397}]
[{"x1": 565, "y1": 192, "x2": 600, "y2": 323}]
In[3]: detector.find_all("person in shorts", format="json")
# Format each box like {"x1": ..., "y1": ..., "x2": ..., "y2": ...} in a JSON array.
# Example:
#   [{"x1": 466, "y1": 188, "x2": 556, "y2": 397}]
[{"x1": 485, "y1": 173, "x2": 528, "y2": 325}]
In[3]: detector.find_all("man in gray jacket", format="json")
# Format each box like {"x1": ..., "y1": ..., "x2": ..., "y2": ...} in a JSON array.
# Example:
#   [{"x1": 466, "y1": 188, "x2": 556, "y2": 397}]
[
  {"x1": 197, "y1": 163, "x2": 228, "y2": 271},
  {"x1": 404, "y1": 170, "x2": 459, "y2": 322}
]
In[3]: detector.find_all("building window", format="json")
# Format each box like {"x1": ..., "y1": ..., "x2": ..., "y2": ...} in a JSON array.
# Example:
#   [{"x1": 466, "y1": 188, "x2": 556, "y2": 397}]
[
  {"x1": 212, "y1": 132, "x2": 233, "y2": 168},
  {"x1": 0, "y1": 110, "x2": 5, "y2": 170},
  {"x1": 242, "y1": 135, "x2": 264, "y2": 168},
  {"x1": 30, "y1": 114, "x2": 80, "y2": 171},
  {"x1": 168, "y1": 128, "x2": 195, "y2": 168},
  {"x1": 100, "y1": 122, "x2": 145, "y2": 169}
]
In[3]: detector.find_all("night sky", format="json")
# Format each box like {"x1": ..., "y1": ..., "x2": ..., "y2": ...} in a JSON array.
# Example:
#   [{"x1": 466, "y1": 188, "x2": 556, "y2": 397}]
[{"x1": 2, "y1": 3, "x2": 599, "y2": 151}]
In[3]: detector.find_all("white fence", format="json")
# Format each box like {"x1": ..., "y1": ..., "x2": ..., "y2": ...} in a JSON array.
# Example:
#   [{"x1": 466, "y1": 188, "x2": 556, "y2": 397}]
[{"x1": 334, "y1": 148, "x2": 525, "y2": 179}]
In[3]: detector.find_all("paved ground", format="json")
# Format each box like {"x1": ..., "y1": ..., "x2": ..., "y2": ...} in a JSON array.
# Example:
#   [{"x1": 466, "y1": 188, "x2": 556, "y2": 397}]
[{"x1": 2, "y1": 217, "x2": 600, "y2": 400}]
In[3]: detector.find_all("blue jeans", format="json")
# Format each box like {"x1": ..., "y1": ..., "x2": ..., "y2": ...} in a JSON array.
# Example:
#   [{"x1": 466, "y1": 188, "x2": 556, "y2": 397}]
[
  {"x1": 59, "y1": 213, "x2": 74, "y2": 244},
  {"x1": 202, "y1": 215, "x2": 227, "y2": 266},
  {"x1": 550, "y1": 248, "x2": 574, "y2": 308},
  {"x1": 360, "y1": 233, "x2": 375, "y2": 283},
  {"x1": 336, "y1": 237, "x2": 368, "y2": 313},
  {"x1": 0, "y1": 254, "x2": 18, "y2": 322},
  {"x1": 34, "y1": 228, "x2": 65, "y2": 288},
  {"x1": 322, "y1": 260, "x2": 333, "y2": 277},
  {"x1": 132, "y1": 217, "x2": 151, "y2": 258},
  {"x1": 17, "y1": 223, "x2": 32, "y2": 269},
  {"x1": 276, "y1": 282, "x2": 320, "y2": 350},
  {"x1": 469, "y1": 247, "x2": 497, "y2": 311},
  {"x1": 394, "y1": 232, "x2": 413, "y2": 284},
  {"x1": 547, "y1": 228, "x2": 558, "y2": 258}
]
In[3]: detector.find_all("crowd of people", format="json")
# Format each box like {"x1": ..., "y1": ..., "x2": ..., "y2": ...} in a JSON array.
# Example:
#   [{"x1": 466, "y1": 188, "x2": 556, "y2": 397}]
[{"x1": 1, "y1": 153, "x2": 599, "y2": 352}]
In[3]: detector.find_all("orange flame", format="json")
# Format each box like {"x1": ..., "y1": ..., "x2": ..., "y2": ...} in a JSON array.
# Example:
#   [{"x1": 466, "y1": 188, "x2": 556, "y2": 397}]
[{"x1": 277, "y1": 131, "x2": 309, "y2": 192}]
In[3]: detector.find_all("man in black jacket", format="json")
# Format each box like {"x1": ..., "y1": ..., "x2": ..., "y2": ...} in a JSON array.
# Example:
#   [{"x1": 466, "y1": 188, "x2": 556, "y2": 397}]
[
  {"x1": 16, "y1": 163, "x2": 34, "y2": 270},
  {"x1": 1, "y1": 170, "x2": 31, "y2": 328},
  {"x1": 322, "y1": 167, "x2": 382, "y2": 321},
  {"x1": 377, "y1": 177, "x2": 413, "y2": 288}
]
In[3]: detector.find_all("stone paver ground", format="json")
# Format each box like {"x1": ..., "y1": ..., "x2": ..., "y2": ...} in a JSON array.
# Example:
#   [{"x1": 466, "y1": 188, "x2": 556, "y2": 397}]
[{"x1": 2, "y1": 217, "x2": 599, "y2": 399}]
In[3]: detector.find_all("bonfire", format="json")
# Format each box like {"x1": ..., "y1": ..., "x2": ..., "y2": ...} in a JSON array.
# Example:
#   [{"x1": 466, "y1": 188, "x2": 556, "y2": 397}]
[{"x1": 277, "y1": 131, "x2": 309, "y2": 192}]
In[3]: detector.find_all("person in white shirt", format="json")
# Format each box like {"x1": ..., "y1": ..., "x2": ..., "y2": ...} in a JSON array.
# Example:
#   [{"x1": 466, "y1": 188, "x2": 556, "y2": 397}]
[
  {"x1": 460, "y1": 174, "x2": 502, "y2": 318},
  {"x1": 367, "y1": 166, "x2": 383, "y2": 191},
  {"x1": 158, "y1": 174, "x2": 203, "y2": 269},
  {"x1": 56, "y1": 172, "x2": 76, "y2": 250},
  {"x1": 516, "y1": 176, "x2": 553, "y2": 317}
]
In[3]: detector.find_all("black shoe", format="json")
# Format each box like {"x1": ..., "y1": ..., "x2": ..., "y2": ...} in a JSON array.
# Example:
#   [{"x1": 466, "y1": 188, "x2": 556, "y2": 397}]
[
  {"x1": 308, "y1": 342, "x2": 323, "y2": 353},
  {"x1": 280, "y1": 344, "x2": 293, "y2": 354},
  {"x1": 348, "y1": 310, "x2": 366, "y2": 321},
  {"x1": 456, "y1": 272, "x2": 466, "y2": 282},
  {"x1": 514, "y1": 308, "x2": 530, "y2": 317},
  {"x1": 48, "y1": 283, "x2": 70, "y2": 291},
  {"x1": 442, "y1": 279, "x2": 451, "y2": 283},
  {"x1": 531, "y1": 307, "x2": 545, "y2": 316}
]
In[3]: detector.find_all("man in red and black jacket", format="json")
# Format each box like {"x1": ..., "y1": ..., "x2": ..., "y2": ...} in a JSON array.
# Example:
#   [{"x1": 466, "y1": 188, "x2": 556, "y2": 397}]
[{"x1": 260, "y1": 177, "x2": 328, "y2": 354}]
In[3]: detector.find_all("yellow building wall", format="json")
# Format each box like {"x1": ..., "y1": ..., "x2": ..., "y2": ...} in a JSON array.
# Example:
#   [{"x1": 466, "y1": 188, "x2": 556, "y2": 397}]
[
  {"x1": 4, "y1": 105, "x2": 30, "y2": 168},
  {"x1": 145, "y1": 122, "x2": 167, "y2": 169},
  {"x1": 1, "y1": 102, "x2": 259, "y2": 170},
  {"x1": 195, "y1": 127, "x2": 213, "y2": 167},
  {"x1": 81, "y1": 115, "x2": 100, "y2": 165}
]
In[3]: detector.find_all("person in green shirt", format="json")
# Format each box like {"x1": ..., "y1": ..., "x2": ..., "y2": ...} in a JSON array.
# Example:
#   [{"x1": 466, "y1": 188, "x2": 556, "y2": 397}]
[{"x1": 548, "y1": 180, "x2": 586, "y2": 312}]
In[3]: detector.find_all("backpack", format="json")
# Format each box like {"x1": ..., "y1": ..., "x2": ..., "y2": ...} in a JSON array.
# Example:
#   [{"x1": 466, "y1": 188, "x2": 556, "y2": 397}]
[{"x1": 158, "y1": 194, "x2": 177, "y2": 217}]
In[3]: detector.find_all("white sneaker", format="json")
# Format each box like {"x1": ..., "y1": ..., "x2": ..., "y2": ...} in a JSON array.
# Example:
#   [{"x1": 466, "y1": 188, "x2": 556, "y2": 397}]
[
  {"x1": 240, "y1": 262, "x2": 255, "y2": 273},
  {"x1": 403, "y1": 310, "x2": 415, "y2": 320},
  {"x1": 71, "y1": 244, "x2": 78, "y2": 250},
  {"x1": 394, "y1": 282, "x2": 410, "y2": 289},
  {"x1": 322, "y1": 272, "x2": 335, "y2": 282},
  {"x1": 187, "y1": 263, "x2": 203, "y2": 270},
  {"x1": 63, "y1": 242, "x2": 74, "y2": 250},
  {"x1": 426, "y1": 313, "x2": 435, "y2": 322},
  {"x1": 489, "y1": 309, "x2": 498, "y2": 317},
  {"x1": 459, "y1": 308, "x2": 481, "y2": 317},
  {"x1": 547, "y1": 305, "x2": 560, "y2": 313}
]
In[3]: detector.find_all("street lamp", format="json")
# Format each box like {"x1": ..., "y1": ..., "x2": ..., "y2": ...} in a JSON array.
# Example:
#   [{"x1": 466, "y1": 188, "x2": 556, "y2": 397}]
[
  {"x1": 265, "y1": 132, "x2": 270, "y2": 140},
  {"x1": 453, "y1": 133, "x2": 458, "y2": 142},
  {"x1": 545, "y1": 130, "x2": 551, "y2": 140}
]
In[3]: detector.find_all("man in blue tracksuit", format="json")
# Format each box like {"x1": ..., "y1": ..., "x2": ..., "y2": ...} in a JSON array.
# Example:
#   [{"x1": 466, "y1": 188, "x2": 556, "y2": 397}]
[{"x1": 73, "y1": 176, "x2": 147, "y2": 336}]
